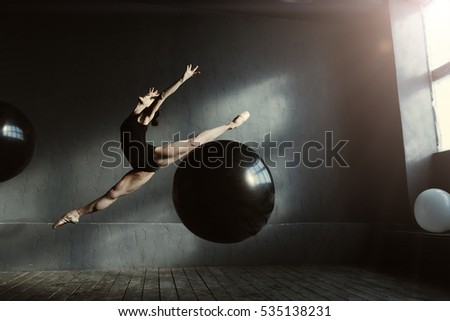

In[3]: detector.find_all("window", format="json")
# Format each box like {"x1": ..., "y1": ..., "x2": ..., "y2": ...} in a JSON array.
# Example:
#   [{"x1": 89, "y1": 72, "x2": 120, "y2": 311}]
[
  {"x1": 423, "y1": 0, "x2": 450, "y2": 151},
  {"x1": 245, "y1": 159, "x2": 272, "y2": 187},
  {"x1": 1, "y1": 124, "x2": 24, "y2": 141}
]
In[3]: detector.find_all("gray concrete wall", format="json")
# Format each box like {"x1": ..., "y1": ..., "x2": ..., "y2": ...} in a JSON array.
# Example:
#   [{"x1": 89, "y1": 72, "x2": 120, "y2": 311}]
[{"x1": 0, "y1": 4, "x2": 409, "y2": 270}]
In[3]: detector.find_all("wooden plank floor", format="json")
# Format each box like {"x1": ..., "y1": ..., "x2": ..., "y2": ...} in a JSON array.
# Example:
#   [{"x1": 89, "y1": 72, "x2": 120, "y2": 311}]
[{"x1": 0, "y1": 265, "x2": 449, "y2": 301}]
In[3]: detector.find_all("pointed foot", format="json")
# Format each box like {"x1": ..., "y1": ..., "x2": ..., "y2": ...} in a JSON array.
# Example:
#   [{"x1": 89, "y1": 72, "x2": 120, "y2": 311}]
[
  {"x1": 229, "y1": 111, "x2": 250, "y2": 130},
  {"x1": 52, "y1": 210, "x2": 80, "y2": 230}
]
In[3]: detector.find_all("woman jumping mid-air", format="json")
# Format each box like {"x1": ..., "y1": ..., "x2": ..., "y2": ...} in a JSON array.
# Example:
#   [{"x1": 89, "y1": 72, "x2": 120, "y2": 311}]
[{"x1": 52, "y1": 64, "x2": 250, "y2": 229}]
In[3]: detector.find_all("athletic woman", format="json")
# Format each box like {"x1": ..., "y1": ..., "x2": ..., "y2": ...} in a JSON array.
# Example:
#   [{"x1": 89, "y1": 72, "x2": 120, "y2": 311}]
[{"x1": 52, "y1": 64, "x2": 250, "y2": 229}]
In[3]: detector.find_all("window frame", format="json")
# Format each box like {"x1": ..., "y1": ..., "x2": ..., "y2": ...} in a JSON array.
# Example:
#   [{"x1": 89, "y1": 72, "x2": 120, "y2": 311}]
[
  {"x1": 422, "y1": 0, "x2": 450, "y2": 151},
  {"x1": 431, "y1": 61, "x2": 450, "y2": 81}
]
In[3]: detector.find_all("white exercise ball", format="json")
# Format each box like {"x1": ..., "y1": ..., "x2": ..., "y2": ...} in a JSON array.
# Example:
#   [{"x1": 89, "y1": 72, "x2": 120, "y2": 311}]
[{"x1": 414, "y1": 188, "x2": 450, "y2": 233}]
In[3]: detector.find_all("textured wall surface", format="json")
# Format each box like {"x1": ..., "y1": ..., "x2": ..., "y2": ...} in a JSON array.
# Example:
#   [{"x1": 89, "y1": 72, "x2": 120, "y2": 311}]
[
  {"x1": 0, "y1": 4, "x2": 409, "y2": 270},
  {"x1": 389, "y1": 0, "x2": 438, "y2": 210}
]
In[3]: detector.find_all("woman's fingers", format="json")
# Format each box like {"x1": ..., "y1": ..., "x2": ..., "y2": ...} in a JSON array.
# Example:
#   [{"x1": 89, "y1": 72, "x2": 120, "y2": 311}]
[
  {"x1": 185, "y1": 64, "x2": 200, "y2": 77},
  {"x1": 148, "y1": 87, "x2": 159, "y2": 96}
]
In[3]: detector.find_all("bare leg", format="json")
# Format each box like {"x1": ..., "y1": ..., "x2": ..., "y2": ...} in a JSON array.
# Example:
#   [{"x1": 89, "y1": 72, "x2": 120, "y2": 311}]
[
  {"x1": 154, "y1": 111, "x2": 250, "y2": 167},
  {"x1": 52, "y1": 170, "x2": 154, "y2": 229}
]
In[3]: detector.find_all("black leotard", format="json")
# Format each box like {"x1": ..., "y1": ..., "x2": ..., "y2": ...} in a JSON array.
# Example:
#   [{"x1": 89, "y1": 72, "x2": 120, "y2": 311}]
[{"x1": 120, "y1": 113, "x2": 159, "y2": 172}]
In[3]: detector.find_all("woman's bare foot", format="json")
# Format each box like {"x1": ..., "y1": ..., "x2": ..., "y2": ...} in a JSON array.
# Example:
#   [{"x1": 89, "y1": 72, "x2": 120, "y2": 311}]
[
  {"x1": 52, "y1": 210, "x2": 81, "y2": 229},
  {"x1": 228, "y1": 111, "x2": 250, "y2": 130}
]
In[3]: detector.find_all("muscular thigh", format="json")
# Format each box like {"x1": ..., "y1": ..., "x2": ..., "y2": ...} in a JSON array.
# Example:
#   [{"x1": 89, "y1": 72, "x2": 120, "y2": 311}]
[
  {"x1": 115, "y1": 170, "x2": 154, "y2": 195},
  {"x1": 154, "y1": 139, "x2": 198, "y2": 159}
]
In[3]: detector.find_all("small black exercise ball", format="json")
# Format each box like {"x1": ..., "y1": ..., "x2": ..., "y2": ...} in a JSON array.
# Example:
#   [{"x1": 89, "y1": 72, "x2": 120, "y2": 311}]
[
  {"x1": 172, "y1": 140, "x2": 275, "y2": 243},
  {"x1": 0, "y1": 102, "x2": 35, "y2": 182}
]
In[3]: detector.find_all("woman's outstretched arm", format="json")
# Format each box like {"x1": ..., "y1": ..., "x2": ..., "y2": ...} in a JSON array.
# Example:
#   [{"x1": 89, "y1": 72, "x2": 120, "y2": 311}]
[
  {"x1": 133, "y1": 87, "x2": 159, "y2": 115},
  {"x1": 139, "y1": 64, "x2": 200, "y2": 124},
  {"x1": 159, "y1": 64, "x2": 200, "y2": 100}
]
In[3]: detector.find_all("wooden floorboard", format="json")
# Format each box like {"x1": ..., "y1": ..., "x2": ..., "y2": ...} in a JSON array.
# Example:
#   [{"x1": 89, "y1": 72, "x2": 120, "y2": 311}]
[
  {"x1": 207, "y1": 266, "x2": 248, "y2": 301},
  {"x1": 172, "y1": 268, "x2": 197, "y2": 301},
  {"x1": 0, "y1": 272, "x2": 45, "y2": 300},
  {"x1": 234, "y1": 266, "x2": 288, "y2": 301},
  {"x1": 142, "y1": 268, "x2": 159, "y2": 301},
  {"x1": 159, "y1": 268, "x2": 178, "y2": 301},
  {"x1": 68, "y1": 271, "x2": 107, "y2": 301},
  {"x1": 123, "y1": 269, "x2": 146, "y2": 301},
  {"x1": 289, "y1": 266, "x2": 384, "y2": 300},
  {"x1": 292, "y1": 266, "x2": 366, "y2": 300},
  {"x1": 326, "y1": 266, "x2": 410, "y2": 300},
  {"x1": 284, "y1": 267, "x2": 348, "y2": 301},
  {"x1": 266, "y1": 266, "x2": 327, "y2": 300},
  {"x1": 86, "y1": 270, "x2": 119, "y2": 301},
  {"x1": 0, "y1": 271, "x2": 55, "y2": 301},
  {"x1": 195, "y1": 267, "x2": 232, "y2": 301},
  {"x1": 247, "y1": 266, "x2": 306, "y2": 301},
  {"x1": 183, "y1": 267, "x2": 215, "y2": 300},
  {"x1": 103, "y1": 271, "x2": 133, "y2": 301},
  {"x1": 281, "y1": 266, "x2": 352, "y2": 300},
  {"x1": 10, "y1": 272, "x2": 62, "y2": 301},
  {"x1": 220, "y1": 266, "x2": 268, "y2": 300},
  {"x1": 0, "y1": 272, "x2": 29, "y2": 286},
  {"x1": 0, "y1": 265, "x2": 449, "y2": 301},
  {"x1": 29, "y1": 271, "x2": 83, "y2": 301},
  {"x1": 337, "y1": 266, "x2": 450, "y2": 301},
  {"x1": 49, "y1": 271, "x2": 96, "y2": 301}
]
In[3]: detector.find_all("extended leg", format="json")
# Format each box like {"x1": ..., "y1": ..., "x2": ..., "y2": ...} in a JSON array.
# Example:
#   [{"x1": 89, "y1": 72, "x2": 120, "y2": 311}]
[
  {"x1": 154, "y1": 111, "x2": 250, "y2": 167},
  {"x1": 52, "y1": 170, "x2": 154, "y2": 229}
]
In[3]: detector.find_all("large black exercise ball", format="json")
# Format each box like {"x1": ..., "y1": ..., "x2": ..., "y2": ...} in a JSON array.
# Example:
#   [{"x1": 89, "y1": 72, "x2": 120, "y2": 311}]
[
  {"x1": 173, "y1": 140, "x2": 275, "y2": 243},
  {"x1": 0, "y1": 102, "x2": 35, "y2": 182}
]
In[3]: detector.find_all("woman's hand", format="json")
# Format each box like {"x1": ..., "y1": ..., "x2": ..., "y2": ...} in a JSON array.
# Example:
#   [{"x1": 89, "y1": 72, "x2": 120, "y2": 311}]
[
  {"x1": 182, "y1": 64, "x2": 200, "y2": 82},
  {"x1": 148, "y1": 87, "x2": 159, "y2": 98},
  {"x1": 138, "y1": 87, "x2": 159, "y2": 106}
]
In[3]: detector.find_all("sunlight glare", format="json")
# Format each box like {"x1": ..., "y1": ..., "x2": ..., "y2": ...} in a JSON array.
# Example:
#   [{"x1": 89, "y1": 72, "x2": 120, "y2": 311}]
[{"x1": 424, "y1": 0, "x2": 450, "y2": 69}]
